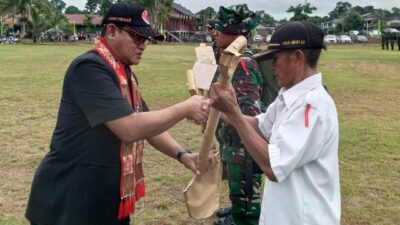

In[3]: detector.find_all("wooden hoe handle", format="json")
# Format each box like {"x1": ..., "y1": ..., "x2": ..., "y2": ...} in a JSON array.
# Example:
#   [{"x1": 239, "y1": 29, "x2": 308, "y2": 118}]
[{"x1": 197, "y1": 36, "x2": 247, "y2": 167}]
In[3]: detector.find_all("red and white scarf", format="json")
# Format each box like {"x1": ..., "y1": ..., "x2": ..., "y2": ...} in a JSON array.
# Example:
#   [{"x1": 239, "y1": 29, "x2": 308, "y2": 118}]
[{"x1": 94, "y1": 37, "x2": 145, "y2": 219}]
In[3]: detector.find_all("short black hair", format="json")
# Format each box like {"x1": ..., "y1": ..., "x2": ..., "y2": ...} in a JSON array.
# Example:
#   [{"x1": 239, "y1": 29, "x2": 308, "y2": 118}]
[
  {"x1": 300, "y1": 22, "x2": 323, "y2": 68},
  {"x1": 302, "y1": 49, "x2": 321, "y2": 68},
  {"x1": 284, "y1": 48, "x2": 321, "y2": 69}
]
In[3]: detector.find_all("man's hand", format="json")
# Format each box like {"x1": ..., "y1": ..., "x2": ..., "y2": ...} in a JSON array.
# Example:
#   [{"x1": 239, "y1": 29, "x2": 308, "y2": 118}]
[
  {"x1": 184, "y1": 95, "x2": 210, "y2": 125},
  {"x1": 210, "y1": 83, "x2": 241, "y2": 120},
  {"x1": 181, "y1": 151, "x2": 219, "y2": 175}
]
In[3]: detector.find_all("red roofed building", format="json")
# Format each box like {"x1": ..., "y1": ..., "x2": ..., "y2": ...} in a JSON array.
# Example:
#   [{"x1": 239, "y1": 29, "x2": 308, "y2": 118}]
[
  {"x1": 65, "y1": 14, "x2": 103, "y2": 33},
  {"x1": 65, "y1": 14, "x2": 103, "y2": 25}
]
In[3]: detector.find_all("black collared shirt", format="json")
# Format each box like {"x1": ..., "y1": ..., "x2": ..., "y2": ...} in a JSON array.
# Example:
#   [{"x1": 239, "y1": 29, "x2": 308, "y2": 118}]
[{"x1": 26, "y1": 50, "x2": 148, "y2": 225}]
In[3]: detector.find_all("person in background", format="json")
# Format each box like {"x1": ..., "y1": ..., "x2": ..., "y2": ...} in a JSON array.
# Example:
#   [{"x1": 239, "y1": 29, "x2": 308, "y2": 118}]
[
  {"x1": 389, "y1": 31, "x2": 395, "y2": 50},
  {"x1": 397, "y1": 32, "x2": 400, "y2": 51},
  {"x1": 381, "y1": 31, "x2": 387, "y2": 50}
]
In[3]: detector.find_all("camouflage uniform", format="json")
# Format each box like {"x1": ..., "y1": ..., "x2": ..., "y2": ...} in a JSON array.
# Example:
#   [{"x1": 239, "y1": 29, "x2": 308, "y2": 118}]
[
  {"x1": 213, "y1": 4, "x2": 264, "y2": 225},
  {"x1": 384, "y1": 32, "x2": 390, "y2": 50},
  {"x1": 381, "y1": 32, "x2": 386, "y2": 50},
  {"x1": 397, "y1": 33, "x2": 400, "y2": 51},
  {"x1": 389, "y1": 32, "x2": 395, "y2": 50}
]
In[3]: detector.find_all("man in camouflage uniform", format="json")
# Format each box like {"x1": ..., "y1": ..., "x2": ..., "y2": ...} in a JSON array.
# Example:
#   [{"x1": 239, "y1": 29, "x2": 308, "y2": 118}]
[
  {"x1": 382, "y1": 31, "x2": 389, "y2": 50},
  {"x1": 381, "y1": 31, "x2": 386, "y2": 50},
  {"x1": 212, "y1": 4, "x2": 264, "y2": 225},
  {"x1": 397, "y1": 33, "x2": 400, "y2": 51},
  {"x1": 389, "y1": 32, "x2": 396, "y2": 50}
]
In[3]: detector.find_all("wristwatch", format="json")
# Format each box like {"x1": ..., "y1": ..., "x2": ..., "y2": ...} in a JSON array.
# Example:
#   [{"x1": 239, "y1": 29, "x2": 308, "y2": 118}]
[{"x1": 176, "y1": 149, "x2": 192, "y2": 163}]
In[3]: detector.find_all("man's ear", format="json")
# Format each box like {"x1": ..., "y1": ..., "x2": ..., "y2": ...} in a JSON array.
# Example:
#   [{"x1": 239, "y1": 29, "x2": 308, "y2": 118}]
[
  {"x1": 106, "y1": 24, "x2": 118, "y2": 40},
  {"x1": 294, "y1": 49, "x2": 305, "y2": 65}
]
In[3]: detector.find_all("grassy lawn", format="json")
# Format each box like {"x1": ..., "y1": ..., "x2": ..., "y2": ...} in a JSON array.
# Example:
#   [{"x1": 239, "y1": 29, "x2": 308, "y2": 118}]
[{"x1": 0, "y1": 43, "x2": 399, "y2": 225}]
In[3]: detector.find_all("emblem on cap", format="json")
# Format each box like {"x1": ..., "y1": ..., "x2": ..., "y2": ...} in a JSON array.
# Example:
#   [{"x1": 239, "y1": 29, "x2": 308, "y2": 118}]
[{"x1": 142, "y1": 10, "x2": 150, "y2": 25}]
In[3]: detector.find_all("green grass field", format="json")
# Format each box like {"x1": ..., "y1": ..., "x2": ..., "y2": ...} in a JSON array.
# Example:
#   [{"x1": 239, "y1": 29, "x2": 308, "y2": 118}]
[{"x1": 0, "y1": 43, "x2": 399, "y2": 225}]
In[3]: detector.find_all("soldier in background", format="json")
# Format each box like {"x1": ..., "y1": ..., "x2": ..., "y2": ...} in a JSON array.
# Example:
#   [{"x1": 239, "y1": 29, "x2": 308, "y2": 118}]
[
  {"x1": 385, "y1": 32, "x2": 390, "y2": 50},
  {"x1": 382, "y1": 31, "x2": 389, "y2": 50},
  {"x1": 389, "y1": 32, "x2": 395, "y2": 50},
  {"x1": 212, "y1": 4, "x2": 264, "y2": 225},
  {"x1": 381, "y1": 31, "x2": 386, "y2": 50},
  {"x1": 397, "y1": 33, "x2": 400, "y2": 51}
]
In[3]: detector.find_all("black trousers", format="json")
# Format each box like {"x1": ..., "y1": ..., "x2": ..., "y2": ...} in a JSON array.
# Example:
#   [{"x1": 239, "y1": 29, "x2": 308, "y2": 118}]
[{"x1": 31, "y1": 217, "x2": 130, "y2": 225}]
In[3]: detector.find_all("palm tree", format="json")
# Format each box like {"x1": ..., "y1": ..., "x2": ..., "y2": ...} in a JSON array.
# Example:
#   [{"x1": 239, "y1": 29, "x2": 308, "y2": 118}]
[
  {"x1": 83, "y1": 13, "x2": 94, "y2": 33},
  {"x1": 0, "y1": 0, "x2": 51, "y2": 37},
  {"x1": 154, "y1": 0, "x2": 173, "y2": 32},
  {"x1": 47, "y1": 8, "x2": 68, "y2": 29},
  {"x1": 26, "y1": 4, "x2": 45, "y2": 42},
  {"x1": 21, "y1": 0, "x2": 51, "y2": 37},
  {"x1": 14, "y1": 0, "x2": 34, "y2": 36},
  {"x1": 0, "y1": 0, "x2": 18, "y2": 31}
]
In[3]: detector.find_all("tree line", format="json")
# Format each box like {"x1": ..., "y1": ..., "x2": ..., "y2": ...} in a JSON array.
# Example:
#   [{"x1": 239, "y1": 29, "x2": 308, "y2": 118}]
[
  {"x1": 1, "y1": 0, "x2": 399, "y2": 41},
  {"x1": 196, "y1": 2, "x2": 400, "y2": 33}
]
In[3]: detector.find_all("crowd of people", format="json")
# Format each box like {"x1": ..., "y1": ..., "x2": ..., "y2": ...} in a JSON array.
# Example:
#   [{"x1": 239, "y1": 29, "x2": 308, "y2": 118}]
[
  {"x1": 35, "y1": 31, "x2": 96, "y2": 42},
  {"x1": 1, "y1": 28, "x2": 100, "y2": 43}
]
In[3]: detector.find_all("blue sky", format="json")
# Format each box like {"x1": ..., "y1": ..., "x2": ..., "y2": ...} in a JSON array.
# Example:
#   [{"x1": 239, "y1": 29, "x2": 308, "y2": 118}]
[{"x1": 63, "y1": 0, "x2": 399, "y2": 20}]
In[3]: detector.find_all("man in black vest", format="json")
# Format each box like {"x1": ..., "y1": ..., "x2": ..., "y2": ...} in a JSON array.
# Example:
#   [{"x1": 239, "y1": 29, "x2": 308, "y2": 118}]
[{"x1": 25, "y1": 2, "x2": 217, "y2": 225}]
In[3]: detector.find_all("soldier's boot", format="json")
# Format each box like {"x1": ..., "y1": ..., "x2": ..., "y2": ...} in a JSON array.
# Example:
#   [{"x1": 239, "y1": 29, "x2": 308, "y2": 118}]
[
  {"x1": 214, "y1": 213, "x2": 233, "y2": 225},
  {"x1": 216, "y1": 207, "x2": 232, "y2": 217}
]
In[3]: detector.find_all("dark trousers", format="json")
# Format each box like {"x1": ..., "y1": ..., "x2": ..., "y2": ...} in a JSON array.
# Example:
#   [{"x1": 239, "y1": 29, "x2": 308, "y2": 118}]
[{"x1": 31, "y1": 217, "x2": 130, "y2": 225}]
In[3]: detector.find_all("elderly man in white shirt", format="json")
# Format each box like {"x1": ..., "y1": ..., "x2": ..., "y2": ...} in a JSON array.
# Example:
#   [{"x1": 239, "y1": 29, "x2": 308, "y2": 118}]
[{"x1": 210, "y1": 21, "x2": 341, "y2": 225}]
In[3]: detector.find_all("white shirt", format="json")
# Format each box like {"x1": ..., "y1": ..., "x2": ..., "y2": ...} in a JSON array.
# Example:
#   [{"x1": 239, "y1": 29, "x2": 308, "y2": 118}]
[{"x1": 256, "y1": 73, "x2": 341, "y2": 225}]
